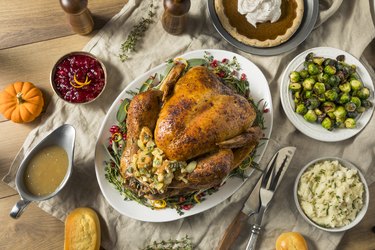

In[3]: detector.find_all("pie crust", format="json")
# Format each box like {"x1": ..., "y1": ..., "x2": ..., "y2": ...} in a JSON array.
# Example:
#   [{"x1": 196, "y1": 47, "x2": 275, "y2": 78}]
[{"x1": 214, "y1": 0, "x2": 304, "y2": 48}]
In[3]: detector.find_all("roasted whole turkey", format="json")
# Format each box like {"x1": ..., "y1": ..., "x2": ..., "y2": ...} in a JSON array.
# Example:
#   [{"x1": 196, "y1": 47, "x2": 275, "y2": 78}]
[{"x1": 120, "y1": 63, "x2": 263, "y2": 199}]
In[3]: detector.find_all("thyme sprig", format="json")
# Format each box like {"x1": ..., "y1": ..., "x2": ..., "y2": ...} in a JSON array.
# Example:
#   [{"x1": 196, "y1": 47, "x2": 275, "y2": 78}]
[
  {"x1": 119, "y1": 3, "x2": 156, "y2": 62},
  {"x1": 142, "y1": 235, "x2": 193, "y2": 250}
]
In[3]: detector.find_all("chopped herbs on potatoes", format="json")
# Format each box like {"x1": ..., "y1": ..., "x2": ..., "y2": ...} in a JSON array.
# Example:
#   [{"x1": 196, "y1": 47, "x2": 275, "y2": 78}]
[{"x1": 289, "y1": 52, "x2": 373, "y2": 130}]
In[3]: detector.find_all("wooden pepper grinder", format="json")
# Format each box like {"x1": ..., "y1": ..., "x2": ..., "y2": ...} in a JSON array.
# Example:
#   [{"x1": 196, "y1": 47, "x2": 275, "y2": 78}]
[
  {"x1": 59, "y1": 0, "x2": 94, "y2": 35},
  {"x1": 162, "y1": 0, "x2": 191, "y2": 35}
]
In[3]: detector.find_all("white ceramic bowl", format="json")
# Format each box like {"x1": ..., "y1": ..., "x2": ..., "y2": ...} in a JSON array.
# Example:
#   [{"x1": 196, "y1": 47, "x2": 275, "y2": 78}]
[
  {"x1": 280, "y1": 47, "x2": 375, "y2": 142},
  {"x1": 294, "y1": 157, "x2": 369, "y2": 232}
]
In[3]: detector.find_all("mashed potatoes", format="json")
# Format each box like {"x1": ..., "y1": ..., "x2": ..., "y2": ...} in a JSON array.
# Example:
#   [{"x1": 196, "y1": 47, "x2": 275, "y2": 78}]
[{"x1": 297, "y1": 160, "x2": 364, "y2": 228}]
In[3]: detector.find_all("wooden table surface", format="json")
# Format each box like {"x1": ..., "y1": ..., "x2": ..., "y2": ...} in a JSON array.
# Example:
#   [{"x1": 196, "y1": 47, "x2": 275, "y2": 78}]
[{"x1": 0, "y1": 1, "x2": 374, "y2": 249}]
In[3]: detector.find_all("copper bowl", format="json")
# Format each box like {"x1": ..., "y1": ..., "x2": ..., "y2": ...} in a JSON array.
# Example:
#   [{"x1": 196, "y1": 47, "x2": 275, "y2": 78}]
[{"x1": 50, "y1": 51, "x2": 107, "y2": 104}]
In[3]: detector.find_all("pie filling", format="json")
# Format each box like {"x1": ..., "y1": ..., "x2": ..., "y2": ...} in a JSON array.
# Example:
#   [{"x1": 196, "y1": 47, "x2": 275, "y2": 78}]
[{"x1": 215, "y1": 0, "x2": 304, "y2": 47}]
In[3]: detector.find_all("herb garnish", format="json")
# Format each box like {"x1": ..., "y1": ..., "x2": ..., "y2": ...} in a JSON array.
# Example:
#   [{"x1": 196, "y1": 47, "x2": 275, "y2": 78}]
[
  {"x1": 119, "y1": 2, "x2": 156, "y2": 62},
  {"x1": 104, "y1": 52, "x2": 268, "y2": 214},
  {"x1": 142, "y1": 235, "x2": 193, "y2": 250}
]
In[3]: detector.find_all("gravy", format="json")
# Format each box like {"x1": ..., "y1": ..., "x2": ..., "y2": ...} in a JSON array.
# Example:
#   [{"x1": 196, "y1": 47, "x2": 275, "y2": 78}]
[{"x1": 24, "y1": 145, "x2": 68, "y2": 196}]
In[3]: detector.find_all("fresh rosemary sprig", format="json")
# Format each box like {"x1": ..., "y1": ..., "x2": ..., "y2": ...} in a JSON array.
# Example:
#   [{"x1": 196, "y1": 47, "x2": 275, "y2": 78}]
[
  {"x1": 119, "y1": 3, "x2": 156, "y2": 62},
  {"x1": 142, "y1": 235, "x2": 193, "y2": 250}
]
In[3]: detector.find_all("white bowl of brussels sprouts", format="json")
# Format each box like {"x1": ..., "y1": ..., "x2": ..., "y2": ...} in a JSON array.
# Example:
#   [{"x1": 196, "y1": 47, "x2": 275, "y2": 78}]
[{"x1": 280, "y1": 47, "x2": 374, "y2": 142}]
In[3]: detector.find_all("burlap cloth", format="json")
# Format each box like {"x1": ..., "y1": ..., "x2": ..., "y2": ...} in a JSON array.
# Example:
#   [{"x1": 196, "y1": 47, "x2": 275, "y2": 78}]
[{"x1": 3, "y1": 0, "x2": 375, "y2": 249}]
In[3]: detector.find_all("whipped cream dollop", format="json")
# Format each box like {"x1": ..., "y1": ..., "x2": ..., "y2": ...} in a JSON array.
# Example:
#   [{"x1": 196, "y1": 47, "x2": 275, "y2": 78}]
[{"x1": 238, "y1": 0, "x2": 282, "y2": 28}]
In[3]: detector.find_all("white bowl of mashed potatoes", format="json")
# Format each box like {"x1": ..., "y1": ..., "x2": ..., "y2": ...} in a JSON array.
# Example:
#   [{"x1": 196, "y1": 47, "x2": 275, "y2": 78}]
[{"x1": 294, "y1": 157, "x2": 369, "y2": 232}]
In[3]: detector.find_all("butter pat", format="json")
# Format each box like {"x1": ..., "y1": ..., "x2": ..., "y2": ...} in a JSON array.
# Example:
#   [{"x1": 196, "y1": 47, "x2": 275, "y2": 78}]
[
  {"x1": 238, "y1": 0, "x2": 282, "y2": 27},
  {"x1": 297, "y1": 160, "x2": 364, "y2": 228}
]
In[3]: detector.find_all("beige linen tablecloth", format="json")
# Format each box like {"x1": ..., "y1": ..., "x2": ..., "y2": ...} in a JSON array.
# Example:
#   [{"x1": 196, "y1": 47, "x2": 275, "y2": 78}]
[{"x1": 4, "y1": 0, "x2": 375, "y2": 249}]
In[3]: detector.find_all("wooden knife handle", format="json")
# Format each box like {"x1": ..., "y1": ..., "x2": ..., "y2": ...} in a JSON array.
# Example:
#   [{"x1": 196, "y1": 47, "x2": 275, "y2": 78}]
[{"x1": 216, "y1": 211, "x2": 248, "y2": 250}]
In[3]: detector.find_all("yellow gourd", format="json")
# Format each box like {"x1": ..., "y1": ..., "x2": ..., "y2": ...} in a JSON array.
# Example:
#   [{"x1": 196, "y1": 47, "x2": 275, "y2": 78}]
[{"x1": 0, "y1": 81, "x2": 44, "y2": 123}]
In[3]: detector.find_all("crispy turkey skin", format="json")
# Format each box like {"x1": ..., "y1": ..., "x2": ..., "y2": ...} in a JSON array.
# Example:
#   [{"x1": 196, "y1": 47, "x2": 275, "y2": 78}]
[{"x1": 154, "y1": 66, "x2": 257, "y2": 161}]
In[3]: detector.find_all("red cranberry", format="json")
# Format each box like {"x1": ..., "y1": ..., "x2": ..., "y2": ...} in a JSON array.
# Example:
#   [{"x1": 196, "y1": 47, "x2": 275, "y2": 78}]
[
  {"x1": 53, "y1": 54, "x2": 105, "y2": 103},
  {"x1": 110, "y1": 125, "x2": 121, "y2": 134},
  {"x1": 181, "y1": 204, "x2": 192, "y2": 210},
  {"x1": 210, "y1": 59, "x2": 218, "y2": 68},
  {"x1": 217, "y1": 71, "x2": 226, "y2": 78},
  {"x1": 179, "y1": 197, "x2": 186, "y2": 203}
]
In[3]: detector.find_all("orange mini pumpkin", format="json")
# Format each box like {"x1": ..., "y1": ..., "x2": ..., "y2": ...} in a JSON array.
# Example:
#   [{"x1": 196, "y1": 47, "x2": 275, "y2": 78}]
[{"x1": 0, "y1": 81, "x2": 44, "y2": 123}]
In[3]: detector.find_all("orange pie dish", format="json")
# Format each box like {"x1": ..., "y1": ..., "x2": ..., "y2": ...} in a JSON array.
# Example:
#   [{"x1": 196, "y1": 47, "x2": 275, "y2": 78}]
[{"x1": 214, "y1": 0, "x2": 304, "y2": 48}]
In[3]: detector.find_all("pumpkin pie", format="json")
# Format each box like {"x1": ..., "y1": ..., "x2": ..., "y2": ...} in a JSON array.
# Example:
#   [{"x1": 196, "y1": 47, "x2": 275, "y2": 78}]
[{"x1": 214, "y1": 0, "x2": 304, "y2": 48}]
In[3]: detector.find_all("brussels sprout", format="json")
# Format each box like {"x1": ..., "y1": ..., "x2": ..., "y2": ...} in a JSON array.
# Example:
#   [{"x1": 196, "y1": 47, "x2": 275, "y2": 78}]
[
  {"x1": 347, "y1": 111, "x2": 359, "y2": 118},
  {"x1": 313, "y1": 82, "x2": 326, "y2": 95},
  {"x1": 321, "y1": 117, "x2": 333, "y2": 130},
  {"x1": 333, "y1": 106, "x2": 347, "y2": 119},
  {"x1": 322, "y1": 101, "x2": 336, "y2": 113},
  {"x1": 327, "y1": 112, "x2": 336, "y2": 119},
  {"x1": 303, "y1": 90, "x2": 312, "y2": 99},
  {"x1": 289, "y1": 83, "x2": 302, "y2": 92},
  {"x1": 350, "y1": 79, "x2": 363, "y2": 91},
  {"x1": 323, "y1": 58, "x2": 336, "y2": 67},
  {"x1": 314, "y1": 108, "x2": 323, "y2": 116},
  {"x1": 306, "y1": 97, "x2": 320, "y2": 109},
  {"x1": 342, "y1": 64, "x2": 354, "y2": 76},
  {"x1": 344, "y1": 102, "x2": 357, "y2": 112},
  {"x1": 325, "y1": 89, "x2": 338, "y2": 101},
  {"x1": 304, "y1": 110, "x2": 317, "y2": 122},
  {"x1": 296, "y1": 103, "x2": 307, "y2": 115},
  {"x1": 357, "y1": 87, "x2": 370, "y2": 100},
  {"x1": 294, "y1": 91, "x2": 301, "y2": 99},
  {"x1": 327, "y1": 75, "x2": 340, "y2": 86},
  {"x1": 344, "y1": 118, "x2": 356, "y2": 128},
  {"x1": 313, "y1": 57, "x2": 325, "y2": 65},
  {"x1": 324, "y1": 65, "x2": 337, "y2": 75},
  {"x1": 361, "y1": 99, "x2": 373, "y2": 109},
  {"x1": 299, "y1": 69, "x2": 309, "y2": 79},
  {"x1": 305, "y1": 52, "x2": 314, "y2": 62},
  {"x1": 335, "y1": 120, "x2": 345, "y2": 128},
  {"x1": 318, "y1": 73, "x2": 329, "y2": 83},
  {"x1": 338, "y1": 82, "x2": 351, "y2": 93},
  {"x1": 308, "y1": 63, "x2": 320, "y2": 75},
  {"x1": 349, "y1": 72, "x2": 360, "y2": 81},
  {"x1": 336, "y1": 71, "x2": 346, "y2": 83},
  {"x1": 350, "y1": 96, "x2": 361, "y2": 109},
  {"x1": 357, "y1": 106, "x2": 366, "y2": 113},
  {"x1": 302, "y1": 78, "x2": 315, "y2": 90},
  {"x1": 338, "y1": 93, "x2": 351, "y2": 104},
  {"x1": 289, "y1": 71, "x2": 301, "y2": 83},
  {"x1": 336, "y1": 55, "x2": 345, "y2": 62}
]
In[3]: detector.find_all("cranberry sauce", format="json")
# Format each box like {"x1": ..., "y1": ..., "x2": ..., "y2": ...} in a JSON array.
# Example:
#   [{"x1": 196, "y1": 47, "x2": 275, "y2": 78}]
[{"x1": 53, "y1": 54, "x2": 105, "y2": 103}]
